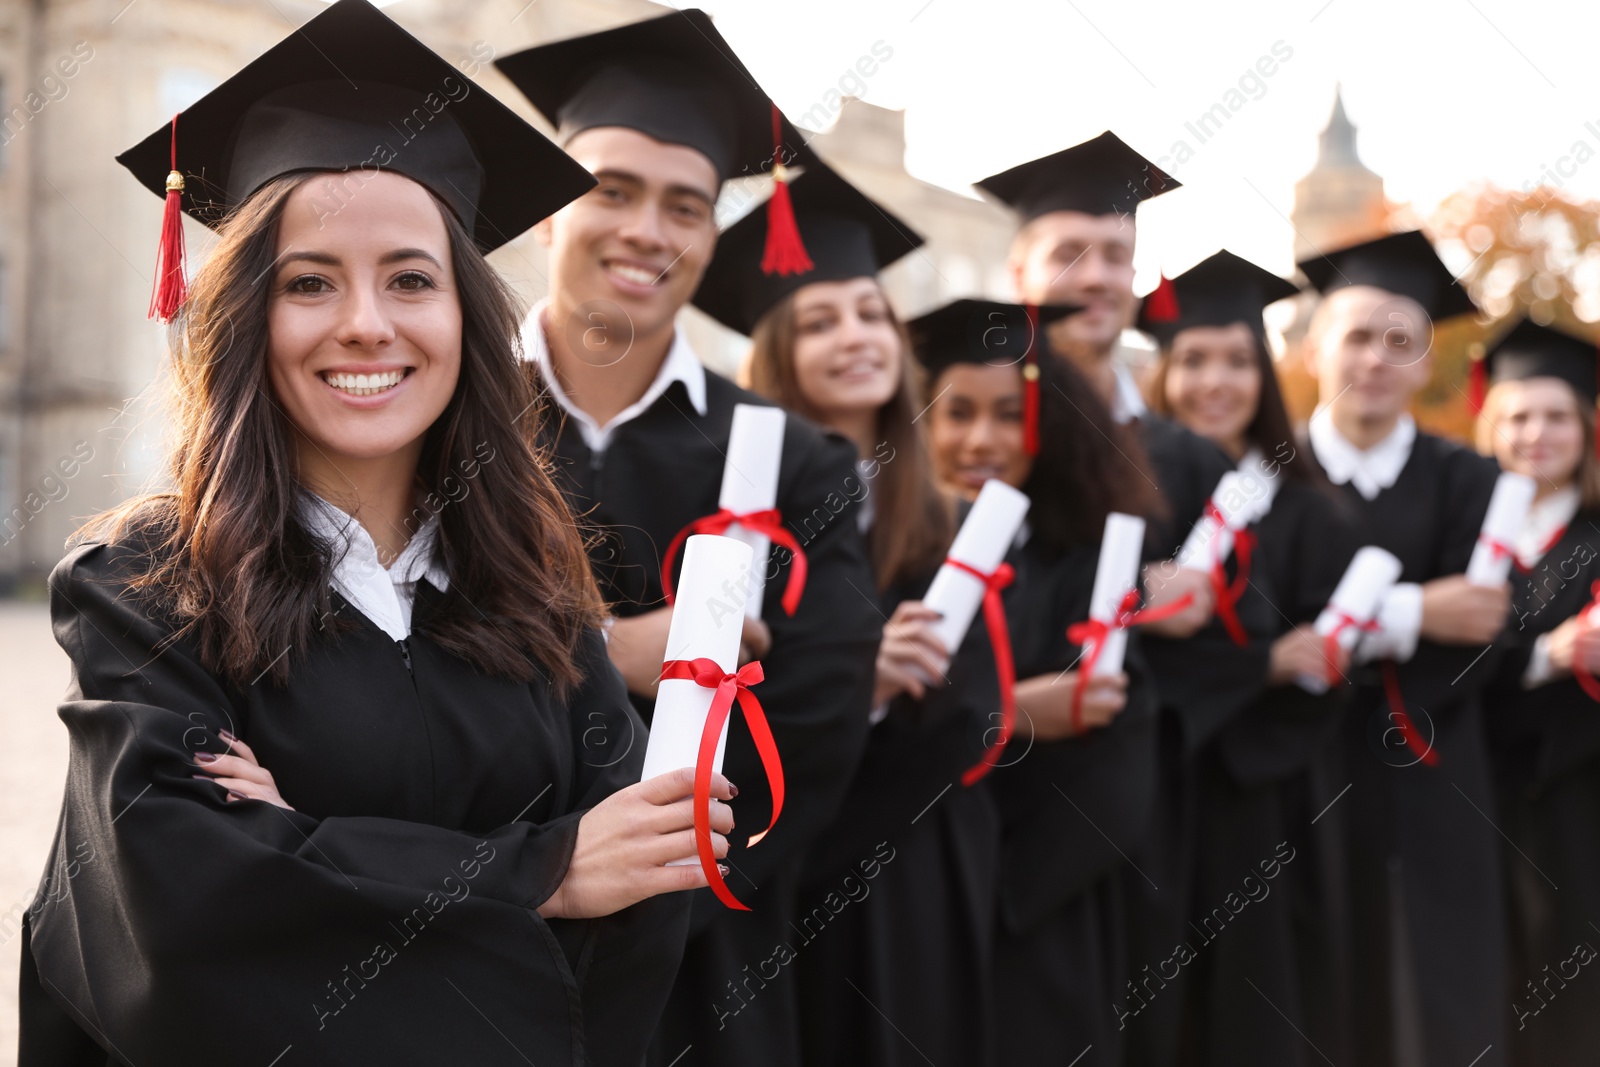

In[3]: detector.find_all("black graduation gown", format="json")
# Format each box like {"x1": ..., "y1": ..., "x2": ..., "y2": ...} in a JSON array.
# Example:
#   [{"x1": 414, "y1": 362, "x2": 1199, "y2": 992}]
[
  {"x1": 1484, "y1": 507, "x2": 1600, "y2": 1064},
  {"x1": 538, "y1": 368, "x2": 881, "y2": 1067},
  {"x1": 1331, "y1": 431, "x2": 1508, "y2": 1067},
  {"x1": 1179, "y1": 479, "x2": 1358, "y2": 1066},
  {"x1": 989, "y1": 535, "x2": 1160, "y2": 1067},
  {"x1": 19, "y1": 537, "x2": 685, "y2": 1067},
  {"x1": 792, "y1": 563, "x2": 1001, "y2": 1067}
]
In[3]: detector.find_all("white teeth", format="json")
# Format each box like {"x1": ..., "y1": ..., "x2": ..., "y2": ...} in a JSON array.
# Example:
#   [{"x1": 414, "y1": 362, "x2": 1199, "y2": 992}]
[
  {"x1": 322, "y1": 369, "x2": 405, "y2": 397},
  {"x1": 608, "y1": 263, "x2": 658, "y2": 285}
]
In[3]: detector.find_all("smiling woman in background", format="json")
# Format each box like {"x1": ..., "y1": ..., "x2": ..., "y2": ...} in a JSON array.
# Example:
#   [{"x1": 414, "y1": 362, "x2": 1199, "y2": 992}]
[
  {"x1": 16, "y1": 5, "x2": 729, "y2": 1065},
  {"x1": 1475, "y1": 317, "x2": 1600, "y2": 1067}
]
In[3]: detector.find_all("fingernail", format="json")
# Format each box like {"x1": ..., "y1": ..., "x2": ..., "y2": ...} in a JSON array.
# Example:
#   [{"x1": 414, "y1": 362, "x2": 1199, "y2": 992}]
[
  {"x1": 191, "y1": 774, "x2": 215, "y2": 783},
  {"x1": 194, "y1": 752, "x2": 218, "y2": 764},
  {"x1": 226, "y1": 789, "x2": 248, "y2": 802},
  {"x1": 727, "y1": 783, "x2": 739, "y2": 797},
  {"x1": 718, "y1": 864, "x2": 729, "y2": 876},
  {"x1": 218, "y1": 728, "x2": 237, "y2": 743}
]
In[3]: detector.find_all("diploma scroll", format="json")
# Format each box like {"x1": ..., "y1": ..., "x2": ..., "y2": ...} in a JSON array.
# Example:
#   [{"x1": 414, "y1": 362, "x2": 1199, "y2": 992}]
[{"x1": 1296, "y1": 545, "x2": 1404, "y2": 693}]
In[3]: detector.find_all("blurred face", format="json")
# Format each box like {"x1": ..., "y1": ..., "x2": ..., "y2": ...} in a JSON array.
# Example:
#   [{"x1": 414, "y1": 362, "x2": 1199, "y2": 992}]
[
  {"x1": 1162, "y1": 322, "x2": 1261, "y2": 455},
  {"x1": 267, "y1": 171, "x2": 460, "y2": 473},
  {"x1": 1009, "y1": 210, "x2": 1136, "y2": 354},
  {"x1": 788, "y1": 277, "x2": 902, "y2": 420},
  {"x1": 1485, "y1": 378, "x2": 1586, "y2": 491},
  {"x1": 925, "y1": 363, "x2": 1032, "y2": 499},
  {"x1": 1304, "y1": 286, "x2": 1432, "y2": 428},
  {"x1": 538, "y1": 126, "x2": 720, "y2": 344}
]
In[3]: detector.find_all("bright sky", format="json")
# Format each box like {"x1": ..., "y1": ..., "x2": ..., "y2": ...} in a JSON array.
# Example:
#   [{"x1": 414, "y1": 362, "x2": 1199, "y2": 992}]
[{"x1": 684, "y1": 0, "x2": 1600, "y2": 289}]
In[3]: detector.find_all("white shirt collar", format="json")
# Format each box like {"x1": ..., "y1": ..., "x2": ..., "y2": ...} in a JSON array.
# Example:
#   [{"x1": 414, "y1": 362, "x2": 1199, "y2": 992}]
[
  {"x1": 1308, "y1": 408, "x2": 1416, "y2": 501},
  {"x1": 1517, "y1": 484, "x2": 1580, "y2": 566},
  {"x1": 1110, "y1": 362, "x2": 1148, "y2": 424},
  {"x1": 519, "y1": 297, "x2": 708, "y2": 452},
  {"x1": 296, "y1": 490, "x2": 450, "y2": 642}
]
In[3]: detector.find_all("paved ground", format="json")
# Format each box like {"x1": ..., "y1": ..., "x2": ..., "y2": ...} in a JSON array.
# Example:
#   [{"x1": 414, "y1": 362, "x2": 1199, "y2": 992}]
[{"x1": 0, "y1": 600, "x2": 74, "y2": 1067}]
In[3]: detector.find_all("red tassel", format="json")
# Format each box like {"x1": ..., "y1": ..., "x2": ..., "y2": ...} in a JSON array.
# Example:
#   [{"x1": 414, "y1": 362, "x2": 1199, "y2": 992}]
[
  {"x1": 1468, "y1": 354, "x2": 1486, "y2": 415},
  {"x1": 148, "y1": 114, "x2": 188, "y2": 323},
  {"x1": 760, "y1": 104, "x2": 812, "y2": 277},
  {"x1": 1023, "y1": 303, "x2": 1041, "y2": 457},
  {"x1": 1144, "y1": 273, "x2": 1180, "y2": 323}
]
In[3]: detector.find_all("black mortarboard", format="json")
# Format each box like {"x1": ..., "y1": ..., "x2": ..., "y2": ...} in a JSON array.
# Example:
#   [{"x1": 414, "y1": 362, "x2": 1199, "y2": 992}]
[
  {"x1": 974, "y1": 131, "x2": 1180, "y2": 223},
  {"x1": 1135, "y1": 249, "x2": 1301, "y2": 345},
  {"x1": 117, "y1": 0, "x2": 593, "y2": 251},
  {"x1": 1297, "y1": 230, "x2": 1477, "y2": 321},
  {"x1": 909, "y1": 298, "x2": 1082, "y2": 456},
  {"x1": 495, "y1": 9, "x2": 811, "y2": 183},
  {"x1": 690, "y1": 162, "x2": 924, "y2": 336},
  {"x1": 1483, "y1": 317, "x2": 1599, "y2": 407}
]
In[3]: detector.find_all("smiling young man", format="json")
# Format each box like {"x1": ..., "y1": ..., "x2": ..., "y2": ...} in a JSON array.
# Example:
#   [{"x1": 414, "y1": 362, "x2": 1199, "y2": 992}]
[
  {"x1": 496, "y1": 12, "x2": 880, "y2": 1067},
  {"x1": 1299, "y1": 230, "x2": 1510, "y2": 1067}
]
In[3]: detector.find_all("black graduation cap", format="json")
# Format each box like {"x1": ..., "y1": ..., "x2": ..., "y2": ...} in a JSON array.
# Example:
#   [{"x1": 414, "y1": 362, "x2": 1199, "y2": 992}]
[
  {"x1": 973, "y1": 131, "x2": 1180, "y2": 222},
  {"x1": 1483, "y1": 317, "x2": 1599, "y2": 407},
  {"x1": 908, "y1": 298, "x2": 1082, "y2": 456},
  {"x1": 1296, "y1": 230, "x2": 1477, "y2": 321},
  {"x1": 1135, "y1": 249, "x2": 1301, "y2": 345},
  {"x1": 495, "y1": 9, "x2": 811, "y2": 183},
  {"x1": 690, "y1": 162, "x2": 924, "y2": 336}
]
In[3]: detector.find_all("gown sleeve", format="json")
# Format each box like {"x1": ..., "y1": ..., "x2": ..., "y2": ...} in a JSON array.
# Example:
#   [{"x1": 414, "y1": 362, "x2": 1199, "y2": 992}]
[{"x1": 21, "y1": 540, "x2": 683, "y2": 1067}]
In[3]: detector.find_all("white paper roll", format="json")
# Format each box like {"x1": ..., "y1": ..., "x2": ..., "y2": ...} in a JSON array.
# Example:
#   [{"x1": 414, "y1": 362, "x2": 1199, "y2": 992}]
[
  {"x1": 921, "y1": 479, "x2": 1032, "y2": 657},
  {"x1": 1465, "y1": 471, "x2": 1537, "y2": 587},
  {"x1": 1176, "y1": 471, "x2": 1256, "y2": 572},
  {"x1": 1235, "y1": 449, "x2": 1283, "y2": 524},
  {"x1": 1085, "y1": 512, "x2": 1147, "y2": 677},
  {"x1": 1296, "y1": 545, "x2": 1404, "y2": 693},
  {"x1": 641, "y1": 534, "x2": 754, "y2": 786},
  {"x1": 718, "y1": 404, "x2": 788, "y2": 619}
]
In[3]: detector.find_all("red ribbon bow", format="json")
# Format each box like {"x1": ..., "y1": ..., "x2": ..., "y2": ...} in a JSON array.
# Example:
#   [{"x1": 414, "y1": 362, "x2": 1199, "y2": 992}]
[
  {"x1": 1066, "y1": 588, "x2": 1195, "y2": 733},
  {"x1": 662, "y1": 509, "x2": 808, "y2": 617},
  {"x1": 658, "y1": 658, "x2": 784, "y2": 911},
  {"x1": 1320, "y1": 611, "x2": 1437, "y2": 765},
  {"x1": 1573, "y1": 580, "x2": 1600, "y2": 703},
  {"x1": 942, "y1": 558, "x2": 1017, "y2": 786},
  {"x1": 1204, "y1": 501, "x2": 1257, "y2": 648},
  {"x1": 1321, "y1": 610, "x2": 1380, "y2": 688}
]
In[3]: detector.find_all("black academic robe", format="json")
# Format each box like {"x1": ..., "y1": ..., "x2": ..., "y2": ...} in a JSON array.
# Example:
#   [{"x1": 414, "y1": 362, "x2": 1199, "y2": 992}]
[
  {"x1": 989, "y1": 534, "x2": 1160, "y2": 1066},
  {"x1": 538, "y1": 368, "x2": 880, "y2": 1067},
  {"x1": 1332, "y1": 431, "x2": 1508, "y2": 1067},
  {"x1": 1484, "y1": 507, "x2": 1600, "y2": 1064},
  {"x1": 1180, "y1": 478, "x2": 1358, "y2": 1066},
  {"x1": 793, "y1": 561, "x2": 1001, "y2": 1067},
  {"x1": 19, "y1": 537, "x2": 684, "y2": 1067}
]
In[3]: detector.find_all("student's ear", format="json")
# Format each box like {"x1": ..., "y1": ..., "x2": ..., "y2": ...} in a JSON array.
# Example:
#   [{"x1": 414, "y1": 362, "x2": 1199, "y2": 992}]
[
  {"x1": 1006, "y1": 247, "x2": 1027, "y2": 303},
  {"x1": 533, "y1": 215, "x2": 555, "y2": 248}
]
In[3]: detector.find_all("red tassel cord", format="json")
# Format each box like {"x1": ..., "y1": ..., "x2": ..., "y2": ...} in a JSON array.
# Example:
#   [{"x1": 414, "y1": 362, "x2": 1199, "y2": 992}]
[
  {"x1": 760, "y1": 104, "x2": 813, "y2": 277},
  {"x1": 1022, "y1": 303, "x2": 1041, "y2": 457},
  {"x1": 148, "y1": 114, "x2": 188, "y2": 323},
  {"x1": 1144, "y1": 273, "x2": 1180, "y2": 323}
]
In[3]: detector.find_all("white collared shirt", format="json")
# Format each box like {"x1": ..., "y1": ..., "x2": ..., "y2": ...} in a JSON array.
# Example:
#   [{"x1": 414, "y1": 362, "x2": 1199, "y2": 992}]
[
  {"x1": 519, "y1": 298, "x2": 708, "y2": 452},
  {"x1": 1110, "y1": 362, "x2": 1148, "y2": 425},
  {"x1": 1308, "y1": 408, "x2": 1417, "y2": 502},
  {"x1": 297, "y1": 490, "x2": 450, "y2": 642},
  {"x1": 1518, "y1": 485, "x2": 1582, "y2": 688},
  {"x1": 1308, "y1": 409, "x2": 1424, "y2": 664}
]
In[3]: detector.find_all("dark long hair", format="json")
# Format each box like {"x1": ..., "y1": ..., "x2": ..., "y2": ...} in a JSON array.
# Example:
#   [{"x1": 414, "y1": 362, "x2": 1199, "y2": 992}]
[
  {"x1": 79, "y1": 172, "x2": 604, "y2": 693},
  {"x1": 1147, "y1": 325, "x2": 1325, "y2": 487},
  {"x1": 748, "y1": 285, "x2": 954, "y2": 589},
  {"x1": 1024, "y1": 353, "x2": 1166, "y2": 553}
]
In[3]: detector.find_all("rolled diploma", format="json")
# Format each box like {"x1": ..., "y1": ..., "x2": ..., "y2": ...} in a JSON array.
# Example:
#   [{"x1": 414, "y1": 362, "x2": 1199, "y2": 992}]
[
  {"x1": 718, "y1": 404, "x2": 787, "y2": 620},
  {"x1": 1085, "y1": 512, "x2": 1147, "y2": 677},
  {"x1": 921, "y1": 479, "x2": 1032, "y2": 658},
  {"x1": 1296, "y1": 545, "x2": 1404, "y2": 693},
  {"x1": 1175, "y1": 471, "x2": 1254, "y2": 571},
  {"x1": 642, "y1": 535, "x2": 753, "y2": 863},
  {"x1": 1465, "y1": 471, "x2": 1536, "y2": 587},
  {"x1": 1235, "y1": 452, "x2": 1283, "y2": 524}
]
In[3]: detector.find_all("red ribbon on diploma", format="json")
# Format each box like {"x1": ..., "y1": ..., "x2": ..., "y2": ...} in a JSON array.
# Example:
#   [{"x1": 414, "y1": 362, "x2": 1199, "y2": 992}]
[
  {"x1": 943, "y1": 558, "x2": 1017, "y2": 786},
  {"x1": 1066, "y1": 588, "x2": 1195, "y2": 734},
  {"x1": 662, "y1": 509, "x2": 808, "y2": 617},
  {"x1": 1321, "y1": 610, "x2": 1380, "y2": 688},
  {"x1": 658, "y1": 658, "x2": 784, "y2": 911},
  {"x1": 1477, "y1": 527, "x2": 1566, "y2": 576},
  {"x1": 1380, "y1": 661, "x2": 1438, "y2": 766},
  {"x1": 1572, "y1": 580, "x2": 1600, "y2": 702},
  {"x1": 1204, "y1": 501, "x2": 1257, "y2": 648}
]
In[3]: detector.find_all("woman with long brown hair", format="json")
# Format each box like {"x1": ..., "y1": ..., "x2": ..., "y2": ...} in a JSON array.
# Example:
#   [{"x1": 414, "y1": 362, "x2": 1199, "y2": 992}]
[
  {"x1": 693, "y1": 163, "x2": 1008, "y2": 1065},
  {"x1": 18, "y1": 5, "x2": 730, "y2": 1065},
  {"x1": 913, "y1": 297, "x2": 1165, "y2": 1066},
  {"x1": 1139, "y1": 250, "x2": 1356, "y2": 1065}
]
